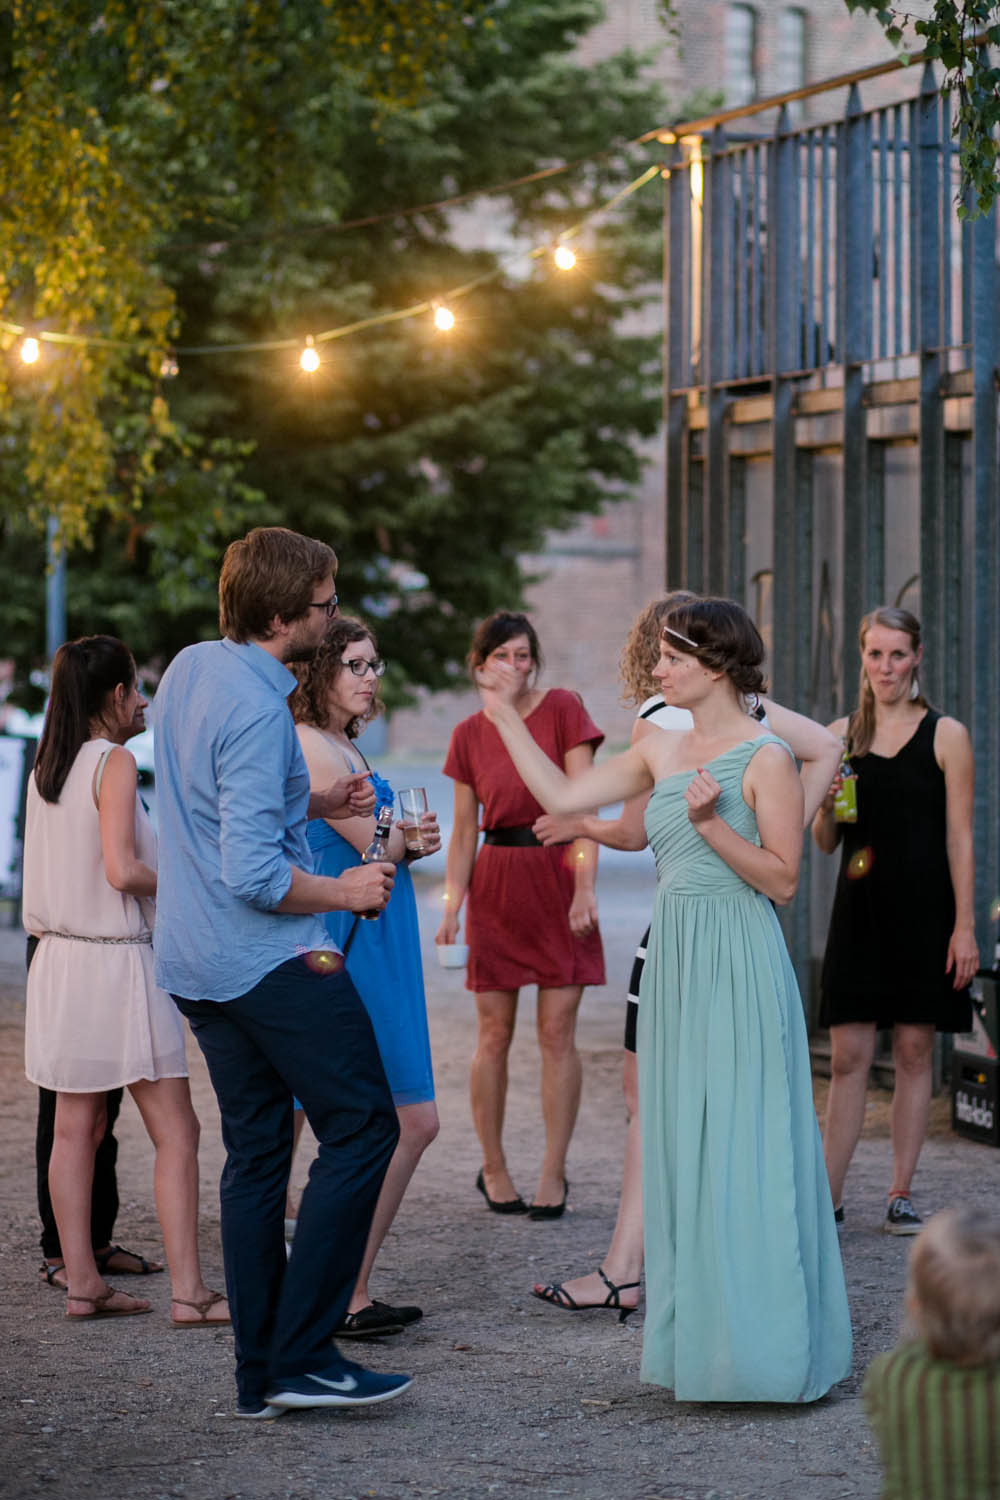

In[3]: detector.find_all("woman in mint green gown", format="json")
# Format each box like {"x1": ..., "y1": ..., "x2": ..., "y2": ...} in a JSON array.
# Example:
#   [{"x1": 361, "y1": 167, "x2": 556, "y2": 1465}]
[{"x1": 477, "y1": 596, "x2": 853, "y2": 1404}]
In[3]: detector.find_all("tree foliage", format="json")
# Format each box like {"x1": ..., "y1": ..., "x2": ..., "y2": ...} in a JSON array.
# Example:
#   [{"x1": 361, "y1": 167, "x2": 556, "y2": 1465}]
[
  {"x1": 845, "y1": 0, "x2": 1000, "y2": 216},
  {"x1": 0, "y1": 0, "x2": 673, "y2": 699}
]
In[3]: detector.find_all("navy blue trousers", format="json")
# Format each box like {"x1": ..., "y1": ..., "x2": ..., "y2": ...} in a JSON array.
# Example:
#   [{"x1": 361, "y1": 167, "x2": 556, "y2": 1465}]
[{"x1": 174, "y1": 954, "x2": 399, "y2": 1407}]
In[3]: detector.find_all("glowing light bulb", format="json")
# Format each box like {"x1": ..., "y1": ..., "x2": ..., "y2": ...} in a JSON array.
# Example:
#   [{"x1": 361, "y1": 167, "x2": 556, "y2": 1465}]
[
  {"x1": 20, "y1": 337, "x2": 40, "y2": 364},
  {"x1": 300, "y1": 337, "x2": 320, "y2": 373},
  {"x1": 159, "y1": 353, "x2": 179, "y2": 379},
  {"x1": 433, "y1": 304, "x2": 455, "y2": 332},
  {"x1": 553, "y1": 245, "x2": 576, "y2": 271}
]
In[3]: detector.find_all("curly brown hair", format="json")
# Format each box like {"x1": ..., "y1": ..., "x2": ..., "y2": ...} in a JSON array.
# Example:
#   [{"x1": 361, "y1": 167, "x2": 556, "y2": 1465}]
[
  {"x1": 660, "y1": 596, "x2": 767, "y2": 698},
  {"x1": 618, "y1": 592, "x2": 699, "y2": 706},
  {"x1": 289, "y1": 617, "x2": 385, "y2": 741}
]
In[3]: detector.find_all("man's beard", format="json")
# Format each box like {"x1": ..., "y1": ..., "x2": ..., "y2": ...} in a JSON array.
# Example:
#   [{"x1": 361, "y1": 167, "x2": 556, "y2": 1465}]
[{"x1": 282, "y1": 640, "x2": 320, "y2": 664}]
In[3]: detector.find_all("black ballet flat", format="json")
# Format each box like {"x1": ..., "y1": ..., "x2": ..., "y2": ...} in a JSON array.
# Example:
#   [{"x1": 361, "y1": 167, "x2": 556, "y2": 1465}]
[
  {"x1": 475, "y1": 1169, "x2": 528, "y2": 1215},
  {"x1": 528, "y1": 1178, "x2": 569, "y2": 1221}
]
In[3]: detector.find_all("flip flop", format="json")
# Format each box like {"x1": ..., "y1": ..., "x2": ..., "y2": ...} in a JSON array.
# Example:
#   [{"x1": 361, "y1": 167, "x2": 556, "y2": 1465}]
[
  {"x1": 171, "y1": 1290, "x2": 230, "y2": 1328},
  {"x1": 94, "y1": 1244, "x2": 165, "y2": 1276},
  {"x1": 66, "y1": 1287, "x2": 152, "y2": 1320}
]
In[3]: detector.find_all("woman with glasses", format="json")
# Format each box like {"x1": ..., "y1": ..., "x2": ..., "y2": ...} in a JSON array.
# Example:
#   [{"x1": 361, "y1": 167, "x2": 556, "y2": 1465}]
[{"x1": 289, "y1": 617, "x2": 440, "y2": 1339}]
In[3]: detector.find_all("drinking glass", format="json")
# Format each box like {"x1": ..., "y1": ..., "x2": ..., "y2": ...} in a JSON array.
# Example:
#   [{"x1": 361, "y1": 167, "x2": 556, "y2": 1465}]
[{"x1": 397, "y1": 787, "x2": 429, "y2": 853}]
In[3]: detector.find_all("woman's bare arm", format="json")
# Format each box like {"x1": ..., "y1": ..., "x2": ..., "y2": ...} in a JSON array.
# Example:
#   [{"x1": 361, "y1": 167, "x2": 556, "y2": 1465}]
[
  {"x1": 759, "y1": 698, "x2": 843, "y2": 827},
  {"x1": 479, "y1": 671, "x2": 653, "y2": 813},
  {"x1": 436, "y1": 780, "x2": 480, "y2": 944},
  {"x1": 98, "y1": 748, "x2": 158, "y2": 898},
  {"x1": 534, "y1": 715, "x2": 653, "y2": 852},
  {"x1": 937, "y1": 716, "x2": 979, "y2": 989},
  {"x1": 810, "y1": 716, "x2": 849, "y2": 854}
]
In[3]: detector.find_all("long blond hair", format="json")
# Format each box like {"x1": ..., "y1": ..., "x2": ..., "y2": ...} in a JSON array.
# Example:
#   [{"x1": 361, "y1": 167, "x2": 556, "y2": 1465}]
[
  {"x1": 847, "y1": 606, "x2": 929, "y2": 758},
  {"x1": 619, "y1": 591, "x2": 698, "y2": 707}
]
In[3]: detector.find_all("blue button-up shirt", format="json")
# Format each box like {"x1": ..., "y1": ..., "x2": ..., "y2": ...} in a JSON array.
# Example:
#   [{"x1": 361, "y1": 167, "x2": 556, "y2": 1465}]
[{"x1": 152, "y1": 638, "x2": 330, "y2": 1001}]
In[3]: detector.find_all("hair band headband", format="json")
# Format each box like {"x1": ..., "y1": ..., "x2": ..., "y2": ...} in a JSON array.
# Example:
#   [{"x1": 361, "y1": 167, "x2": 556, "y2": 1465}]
[{"x1": 662, "y1": 624, "x2": 698, "y2": 648}]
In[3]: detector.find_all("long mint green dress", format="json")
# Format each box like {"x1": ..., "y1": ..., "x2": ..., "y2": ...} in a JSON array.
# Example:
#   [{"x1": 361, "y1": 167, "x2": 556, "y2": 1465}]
[{"x1": 637, "y1": 735, "x2": 852, "y2": 1403}]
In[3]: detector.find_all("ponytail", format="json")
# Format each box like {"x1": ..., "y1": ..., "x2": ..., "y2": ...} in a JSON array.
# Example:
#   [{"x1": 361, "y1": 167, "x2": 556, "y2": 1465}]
[{"x1": 33, "y1": 637, "x2": 135, "y2": 802}]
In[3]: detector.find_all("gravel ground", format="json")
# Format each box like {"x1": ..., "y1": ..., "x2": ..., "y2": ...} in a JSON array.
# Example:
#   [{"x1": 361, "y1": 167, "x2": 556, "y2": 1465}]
[{"x1": 1, "y1": 858, "x2": 998, "y2": 1500}]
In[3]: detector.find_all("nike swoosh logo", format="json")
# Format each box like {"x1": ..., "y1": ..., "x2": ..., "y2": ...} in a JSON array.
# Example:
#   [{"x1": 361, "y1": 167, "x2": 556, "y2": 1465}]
[{"x1": 309, "y1": 1373, "x2": 358, "y2": 1392}]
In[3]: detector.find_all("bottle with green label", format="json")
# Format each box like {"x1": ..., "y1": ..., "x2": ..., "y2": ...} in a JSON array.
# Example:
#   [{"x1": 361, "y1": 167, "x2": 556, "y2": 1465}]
[{"x1": 833, "y1": 755, "x2": 858, "y2": 823}]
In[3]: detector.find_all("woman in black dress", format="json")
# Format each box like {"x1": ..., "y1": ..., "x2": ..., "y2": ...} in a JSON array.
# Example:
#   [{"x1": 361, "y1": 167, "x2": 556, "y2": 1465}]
[{"x1": 812, "y1": 607, "x2": 978, "y2": 1235}]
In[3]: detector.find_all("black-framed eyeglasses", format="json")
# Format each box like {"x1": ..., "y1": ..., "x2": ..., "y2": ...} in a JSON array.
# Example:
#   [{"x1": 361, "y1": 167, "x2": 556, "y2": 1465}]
[
  {"x1": 309, "y1": 593, "x2": 339, "y2": 618},
  {"x1": 342, "y1": 656, "x2": 386, "y2": 678}
]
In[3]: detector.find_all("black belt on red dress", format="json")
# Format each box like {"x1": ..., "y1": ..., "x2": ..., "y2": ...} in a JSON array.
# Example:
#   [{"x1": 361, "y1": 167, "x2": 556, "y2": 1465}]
[{"x1": 482, "y1": 825, "x2": 543, "y2": 847}]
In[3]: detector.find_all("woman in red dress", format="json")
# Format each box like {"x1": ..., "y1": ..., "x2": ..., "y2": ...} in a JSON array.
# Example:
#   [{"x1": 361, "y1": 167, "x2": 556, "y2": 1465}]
[{"x1": 436, "y1": 612, "x2": 605, "y2": 1219}]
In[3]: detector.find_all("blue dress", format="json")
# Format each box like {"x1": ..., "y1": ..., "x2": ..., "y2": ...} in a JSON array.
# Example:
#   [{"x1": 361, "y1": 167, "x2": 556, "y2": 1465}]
[
  {"x1": 307, "y1": 769, "x2": 434, "y2": 1107},
  {"x1": 638, "y1": 735, "x2": 852, "y2": 1403}
]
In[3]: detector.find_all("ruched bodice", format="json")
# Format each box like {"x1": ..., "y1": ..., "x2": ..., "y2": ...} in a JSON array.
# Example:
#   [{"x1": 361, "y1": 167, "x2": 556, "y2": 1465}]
[
  {"x1": 645, "y1": 737, "x2": 776, "y2": 897},
  {"x1": 637, "y1": 731, "x2": 852, "y2": 1403}
]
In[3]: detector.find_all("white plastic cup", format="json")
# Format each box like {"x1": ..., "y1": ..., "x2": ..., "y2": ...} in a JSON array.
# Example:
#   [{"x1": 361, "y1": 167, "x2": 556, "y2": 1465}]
[{"x1": 436, "y1": 943, "x2": 469, "y2": 970}]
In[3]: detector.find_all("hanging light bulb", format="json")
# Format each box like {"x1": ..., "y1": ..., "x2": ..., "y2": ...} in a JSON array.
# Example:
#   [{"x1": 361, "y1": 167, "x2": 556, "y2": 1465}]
[
  {"x1": 553, "y1": 245, "x2": 577, "y2": 271},
  {"x1": 299, "y1": 336, "x2": 320, "y2": 373},
  {"x1": 433, "y1": 303, "x2": 455, "y2": 332},
  {"x1": 20, "y1": 337, "x2": 40, "y2": 364}
]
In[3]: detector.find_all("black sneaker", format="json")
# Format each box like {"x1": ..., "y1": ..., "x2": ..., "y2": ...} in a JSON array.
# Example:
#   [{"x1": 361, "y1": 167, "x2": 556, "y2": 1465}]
[
  {"x1": 265, "y1": 1358, "x2": 412, "y2": 1410},
  {"x1": 883, "y1": 1195, "x2": 923, "y2": 1236},
  {"x1": 833, "y1": 1204, "x2": 845, "y2": 1229}
]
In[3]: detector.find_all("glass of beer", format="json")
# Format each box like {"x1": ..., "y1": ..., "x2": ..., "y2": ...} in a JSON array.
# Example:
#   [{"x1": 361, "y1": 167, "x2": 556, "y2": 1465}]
[{"x1": 398, "y1": 787, "x2": 429, "y2": 853}]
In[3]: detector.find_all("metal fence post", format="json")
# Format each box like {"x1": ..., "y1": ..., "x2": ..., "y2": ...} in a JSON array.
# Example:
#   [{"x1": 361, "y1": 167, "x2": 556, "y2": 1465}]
[
  {"x1": 915, "y1": 63, "x2": 946, "y2": 702},
  {"x1": 970, "y1": 183, "x2": 999, "y2": 958},
  {"x1": 704, "y1": 125, "x2": 730, "y2": 593},
  {"x1": 839, "y1": 84, "x2": 872, "y2": 705},
  {"x1": 665, "y1": 144, "x2": 689, "y2": 587}
]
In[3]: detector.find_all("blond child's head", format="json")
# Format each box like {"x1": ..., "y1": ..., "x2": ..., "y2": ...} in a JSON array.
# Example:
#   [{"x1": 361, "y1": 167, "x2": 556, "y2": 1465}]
[{"x1": 906, "y1": 1208, "x2": 1000, "y2": 1366}]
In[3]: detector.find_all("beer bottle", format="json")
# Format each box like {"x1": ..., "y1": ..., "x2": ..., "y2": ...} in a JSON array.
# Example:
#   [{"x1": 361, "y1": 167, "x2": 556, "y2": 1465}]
[
  {"x1": 360, "y1": 804, "x2": 394, "y2": 920},
  {"x1": 833, "y1": 755, "x2": 858, "y2": 823}
]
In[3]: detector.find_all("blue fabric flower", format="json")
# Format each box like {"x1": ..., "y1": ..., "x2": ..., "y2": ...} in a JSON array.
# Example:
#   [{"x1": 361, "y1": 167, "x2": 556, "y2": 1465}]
[{"x1": 369, "y1": 768, "x2": 395, "y2": 812}]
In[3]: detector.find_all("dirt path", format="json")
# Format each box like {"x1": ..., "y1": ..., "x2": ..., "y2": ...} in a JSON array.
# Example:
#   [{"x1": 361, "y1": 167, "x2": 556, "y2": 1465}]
[{"x1": 1, "y1": 873, "x2": 998, "y2": 1500}]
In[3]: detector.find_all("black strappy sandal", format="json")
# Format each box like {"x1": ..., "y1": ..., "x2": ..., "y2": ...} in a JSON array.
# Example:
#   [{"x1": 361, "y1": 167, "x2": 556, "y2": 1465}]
[
  {"x1": 94, "y1": 1244, "x2": 165, "y2": 1276},
  {"x1": 39, "y1": 1260, "x2": 67, "y2": 1290},
  {"x1": 531, "y1": 1265, "x2": 640, "y2": 1324}
]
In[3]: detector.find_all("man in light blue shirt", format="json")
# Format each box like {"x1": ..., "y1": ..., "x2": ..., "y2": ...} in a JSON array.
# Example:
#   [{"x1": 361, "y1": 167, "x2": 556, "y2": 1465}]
[{"x1": 154, "y1": 526, "x2": 411, "y2": 1418}]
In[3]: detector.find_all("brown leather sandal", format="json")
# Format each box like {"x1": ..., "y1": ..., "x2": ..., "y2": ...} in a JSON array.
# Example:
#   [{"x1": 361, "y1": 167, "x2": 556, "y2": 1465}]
[
  {"x1": 66, "y1": 1287, "x2": 153, "y2": 1320},
  {"x1": 171, "y1": 1290, "x2": 230, "y2": 1328}
]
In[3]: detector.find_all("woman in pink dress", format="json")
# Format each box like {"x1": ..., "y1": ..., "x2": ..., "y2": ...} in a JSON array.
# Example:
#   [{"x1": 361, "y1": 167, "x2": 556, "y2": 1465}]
[
  {"x1": 436, "y1": 611, "x2": 604, "y2": 1219},
  {"x1": 23, "y1": 636, "x2": 227, "y2": 1326}
]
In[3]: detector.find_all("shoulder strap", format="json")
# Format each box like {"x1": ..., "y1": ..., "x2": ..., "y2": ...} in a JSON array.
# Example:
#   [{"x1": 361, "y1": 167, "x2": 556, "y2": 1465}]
[
  {"x1": 92, "y1": 746, "x2": 115, "y2": 809},
  {"x1": 639, "y1": 699, "x2": 664, "y2": 721}
]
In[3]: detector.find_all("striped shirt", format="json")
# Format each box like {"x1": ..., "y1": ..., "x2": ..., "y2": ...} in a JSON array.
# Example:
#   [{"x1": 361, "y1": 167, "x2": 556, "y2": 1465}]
[{"x1": 863, "y1": 1342, "x2": 1000, "y2": 1499}]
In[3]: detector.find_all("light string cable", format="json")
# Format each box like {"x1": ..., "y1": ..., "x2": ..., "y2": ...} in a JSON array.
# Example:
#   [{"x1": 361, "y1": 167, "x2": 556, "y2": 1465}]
[{"x1": 0, "y1": 161, "x2": 663, "y2": 364}]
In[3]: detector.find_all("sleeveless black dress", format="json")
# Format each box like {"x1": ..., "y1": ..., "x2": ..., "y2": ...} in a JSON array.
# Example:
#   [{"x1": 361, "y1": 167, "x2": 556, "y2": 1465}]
[{"x1": 820, "y1": 710, "x2": 972, "y2": 1032}]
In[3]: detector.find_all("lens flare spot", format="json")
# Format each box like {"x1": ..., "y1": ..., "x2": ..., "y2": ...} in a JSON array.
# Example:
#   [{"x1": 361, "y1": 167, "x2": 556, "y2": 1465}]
[
  {"x1": 990, "y1": 897, "x2": 1000, "y2": 925},
  {"x1": 304, "y1": 948, "x2": 343, "y2": 975},
  {"x1": 846, "y1": 847, "x2": 874, "y2": 881}
]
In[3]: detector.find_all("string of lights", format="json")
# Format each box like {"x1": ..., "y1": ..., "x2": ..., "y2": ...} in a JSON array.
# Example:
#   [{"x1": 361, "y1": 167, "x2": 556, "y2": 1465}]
[{"x1": 1, "y1": 161, "x2": 663, "y2": 377}]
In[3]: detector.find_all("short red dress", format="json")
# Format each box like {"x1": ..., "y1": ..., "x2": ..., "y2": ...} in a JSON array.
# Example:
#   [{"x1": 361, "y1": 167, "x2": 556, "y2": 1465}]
[{"x1": 443, "y1": 689, "x2": 606, "y2": 994}]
